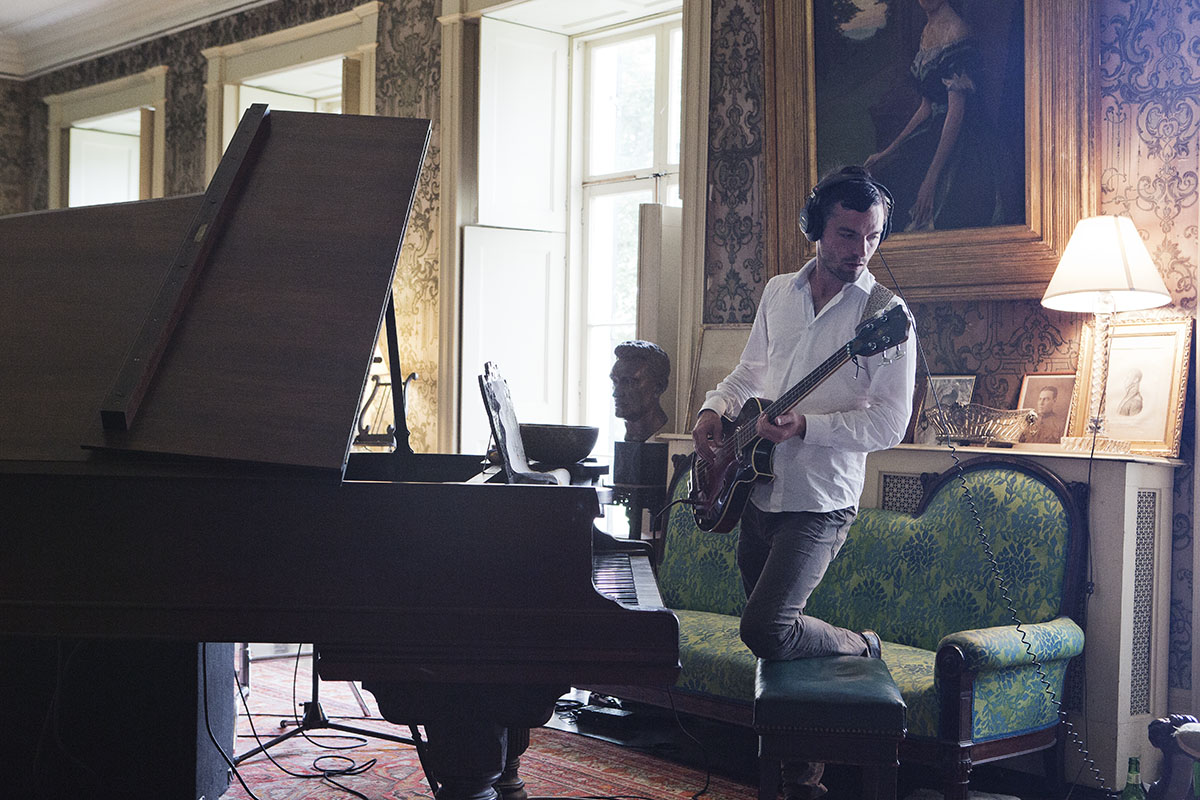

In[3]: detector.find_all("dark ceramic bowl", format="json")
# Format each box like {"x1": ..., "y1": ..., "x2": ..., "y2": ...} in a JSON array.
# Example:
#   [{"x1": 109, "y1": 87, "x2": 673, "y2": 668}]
[{"x1": 519, "y1": 423, "x2": 599, "y2": 464}]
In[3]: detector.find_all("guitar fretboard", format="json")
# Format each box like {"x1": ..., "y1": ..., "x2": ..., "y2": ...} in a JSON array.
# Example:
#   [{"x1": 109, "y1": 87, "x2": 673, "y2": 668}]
[{"x1": 730, "y1": 344, "x2": 854, "y2": 453}]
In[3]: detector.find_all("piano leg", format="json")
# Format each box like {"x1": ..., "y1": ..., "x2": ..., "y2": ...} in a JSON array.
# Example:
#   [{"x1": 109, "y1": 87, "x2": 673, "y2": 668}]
[
  {"x1": 365, "y1": 681, "x2": 563, "y2": 800},
  {"x1": 423, "y1": 716, "x2": 508, "y2": 800},
  {"x1": 496, "y1": 727, "x2": 530, "y2": 800}
]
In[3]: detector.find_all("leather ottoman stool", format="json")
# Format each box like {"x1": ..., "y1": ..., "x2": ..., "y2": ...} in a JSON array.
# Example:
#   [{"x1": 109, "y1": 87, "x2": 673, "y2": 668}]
[{"x1": 755, "y1": 656, "x2": 907, "y2": 800}]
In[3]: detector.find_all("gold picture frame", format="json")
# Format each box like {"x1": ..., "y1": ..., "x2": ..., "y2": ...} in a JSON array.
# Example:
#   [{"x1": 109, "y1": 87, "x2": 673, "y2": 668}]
[
  {"x1": 764, "y1": 1, "x2": 1097, "y2": 302},
  {"x1": 1067, "y1": 316, "x2": 1193, "y2": 457}
]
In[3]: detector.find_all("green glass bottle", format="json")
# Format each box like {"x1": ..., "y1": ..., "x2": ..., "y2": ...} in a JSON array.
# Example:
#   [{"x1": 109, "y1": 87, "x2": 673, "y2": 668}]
[
  {"x1": 1120, "y1": 756, "x2": 1146, "y2": 800},
  {"x1": 1191, "y1": 760, "x2": 1200, "y2": 799}
]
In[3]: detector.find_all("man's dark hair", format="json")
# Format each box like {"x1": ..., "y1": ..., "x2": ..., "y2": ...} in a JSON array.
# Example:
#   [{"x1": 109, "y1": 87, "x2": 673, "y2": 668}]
[
  {"x1": 1039, "y1": 385, "x2": 1059, "y2": 400},
  {"x1": 799, "y1": 165, "x2": 893, "y2": 241},
  {"x1": 614, "y1": 340, "x2": 670, "y2": 389}
]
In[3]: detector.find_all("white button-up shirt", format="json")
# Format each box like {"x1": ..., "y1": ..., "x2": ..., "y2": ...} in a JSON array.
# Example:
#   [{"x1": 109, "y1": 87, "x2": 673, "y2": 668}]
[{"x1": 700, "y1": 259, "x2": 916, "y2": 513}]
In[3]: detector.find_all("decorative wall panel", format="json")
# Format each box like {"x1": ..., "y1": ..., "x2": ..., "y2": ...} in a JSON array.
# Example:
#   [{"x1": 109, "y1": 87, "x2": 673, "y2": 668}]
[
  {"x1": 376, "y1": 0, "x2": 441, "y2": 454},
  {"x1": 704, "y1": 0, "x2": 765, "y2": 324},
  {"x1": 0, "y1": 78, "x2": 29, "y2": 215}
]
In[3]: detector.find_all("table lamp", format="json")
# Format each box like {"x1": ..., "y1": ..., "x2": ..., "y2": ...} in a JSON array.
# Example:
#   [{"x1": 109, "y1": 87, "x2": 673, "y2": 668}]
[{"x1": 1040, "y1": 215, "x2": 1171, "y2": 451}]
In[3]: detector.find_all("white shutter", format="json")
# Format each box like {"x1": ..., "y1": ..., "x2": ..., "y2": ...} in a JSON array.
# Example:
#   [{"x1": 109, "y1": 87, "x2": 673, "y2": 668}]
[{"x1": 478, "y1": 17, "x2": 568, "y2": 232}]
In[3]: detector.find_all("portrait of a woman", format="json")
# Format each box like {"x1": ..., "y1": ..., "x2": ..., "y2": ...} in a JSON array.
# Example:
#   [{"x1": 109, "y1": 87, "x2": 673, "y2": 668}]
[{"x1": 814, "y1": 0, "x2": 1024, "y2": 233}]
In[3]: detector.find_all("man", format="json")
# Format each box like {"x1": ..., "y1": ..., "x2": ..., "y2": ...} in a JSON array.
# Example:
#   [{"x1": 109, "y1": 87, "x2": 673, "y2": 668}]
[
  {"x1": 611, "y1": 340, "x2": 670, "y2": 442},
  {"x1": 691, "y1": 167, "x2": 916, "y2": 798},
  {"x1": 1030, "y1": 385, "x2": 1066, "y2": 443}
]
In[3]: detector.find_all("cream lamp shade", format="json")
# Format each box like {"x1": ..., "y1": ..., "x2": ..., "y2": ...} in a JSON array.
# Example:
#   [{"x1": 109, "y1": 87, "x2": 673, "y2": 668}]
[{"x1": 1041, "y1": 215, "x2": 1171, "y2": 313}]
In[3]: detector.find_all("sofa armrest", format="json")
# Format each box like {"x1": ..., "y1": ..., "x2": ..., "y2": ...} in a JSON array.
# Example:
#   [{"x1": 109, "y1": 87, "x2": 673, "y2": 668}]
[{"x1": 936, "y1": 616, "x2": 1084, "y2": 673}]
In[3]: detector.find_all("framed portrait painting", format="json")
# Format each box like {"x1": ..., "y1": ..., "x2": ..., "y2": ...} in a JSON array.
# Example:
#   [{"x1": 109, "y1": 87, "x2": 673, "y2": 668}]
[
  {"x1": 1017, "y1": 373, "x2": 1076, "y2": 445},
  {"x1": 1067, "y1": 317, "x2": 1193, "y2": 457},
  {"x1": 912, "y1": 374, "x2": 976, "y2": 445},
  {"x1": 764, "y1": 1, "x2": 1097, "y2": 301}
]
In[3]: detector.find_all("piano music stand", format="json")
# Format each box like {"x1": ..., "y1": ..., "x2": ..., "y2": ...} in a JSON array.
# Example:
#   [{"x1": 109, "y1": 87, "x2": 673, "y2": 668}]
[{"x1": 479, "y1": 362, "x2": 571, "y2": 486}]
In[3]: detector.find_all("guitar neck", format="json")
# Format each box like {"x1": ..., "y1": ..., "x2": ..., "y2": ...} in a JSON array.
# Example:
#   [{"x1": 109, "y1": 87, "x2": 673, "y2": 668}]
[{"x1": 732, "y1": 344, "x2": 853, "y2": 452}]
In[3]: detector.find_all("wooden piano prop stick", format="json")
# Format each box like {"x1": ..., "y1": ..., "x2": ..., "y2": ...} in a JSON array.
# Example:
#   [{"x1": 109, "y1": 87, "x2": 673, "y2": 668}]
[{"x1": 100, "y1": 103, "x2": 270, "y2": 432}]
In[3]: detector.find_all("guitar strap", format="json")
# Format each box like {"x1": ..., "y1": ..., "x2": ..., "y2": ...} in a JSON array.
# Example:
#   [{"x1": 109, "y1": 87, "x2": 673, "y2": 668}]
[{"x1": 860, "y1": 282, "x2": 897, "y2": 324}]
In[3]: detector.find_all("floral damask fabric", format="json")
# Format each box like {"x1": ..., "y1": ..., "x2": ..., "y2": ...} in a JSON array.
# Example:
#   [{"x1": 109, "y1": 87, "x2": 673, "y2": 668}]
[
  {"x1": 806, "y1": 468, "x2": 1072, "y2": 653},
  {"x1": 657, "y1": 470, "x2": 745, "y2": 618},
  {"x1": 673, "y1": 609, "x2": 757, "y2": 703}
]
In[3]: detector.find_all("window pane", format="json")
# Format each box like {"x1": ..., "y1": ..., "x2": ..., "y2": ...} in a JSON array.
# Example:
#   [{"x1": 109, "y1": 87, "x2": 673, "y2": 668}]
[
  {"x1": 586, "y1": 322, "x2": 636, "y2": 461},
  {"x1": 662, "y1": 175, "x2": 683, "y2": 207},
  {"x1": 586, "y1": 187, "x2": 653, "y2": 324},
  {"x1": 588, "y1": 34, "x2": 656, "y2": 175},
  {"x1": 585, "y1": 185, "x2": 652, "y2": 464},
  {"x1": 668, "y1": 26, "x2": 682, "y2": 165}
]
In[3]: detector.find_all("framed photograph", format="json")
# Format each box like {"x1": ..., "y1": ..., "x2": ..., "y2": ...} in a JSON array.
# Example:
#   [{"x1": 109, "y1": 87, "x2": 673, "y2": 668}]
[
  {"x1": 1067, "y1": 317, "x2": 1193, "y2": 457},
  {"x1": 912, "y1": 374, "x2": 976, "y2": 445},
  {"x1": 1017, "y1": 373, "x2": 1076, "y2": 444},
  {"x1": 764, "y1": 1, "x2": 1097, "y2": 302}
]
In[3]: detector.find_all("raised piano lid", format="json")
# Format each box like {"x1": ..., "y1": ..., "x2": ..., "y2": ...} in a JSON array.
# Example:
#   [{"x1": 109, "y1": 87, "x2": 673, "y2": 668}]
[{"x1": 0, "y1": 106, "x2": 429, "y2": 476}]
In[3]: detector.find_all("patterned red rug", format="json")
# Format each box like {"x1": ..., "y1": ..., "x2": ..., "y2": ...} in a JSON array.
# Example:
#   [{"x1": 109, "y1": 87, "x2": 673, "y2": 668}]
[{"x1": 219, "y1": 653, "x2": 755, "y2": 800}]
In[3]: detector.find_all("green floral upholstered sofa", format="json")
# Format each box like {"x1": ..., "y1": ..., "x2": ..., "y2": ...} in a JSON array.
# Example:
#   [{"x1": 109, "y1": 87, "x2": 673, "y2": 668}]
[{"x1": 596, "y1": 454, "x2": 1088, "y2": 800}]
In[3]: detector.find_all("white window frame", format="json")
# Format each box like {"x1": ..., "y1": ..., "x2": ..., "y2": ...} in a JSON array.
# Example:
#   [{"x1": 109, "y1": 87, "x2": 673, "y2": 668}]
[
  {"x1": 43, "y1": 65, "x2": 167, "y2": 209},
  {"x1": 200, "y1": 1, "x2": 380, "y2": 181},
  {"x1": 572, "y1": 17, "x2": 682, "y2": 443},
  {"x1": 437, "y1": 0, "x2": 709, "y2": 452},
  {"x1": 578, "y1": 19, "x2": 681, "y2": 188}
]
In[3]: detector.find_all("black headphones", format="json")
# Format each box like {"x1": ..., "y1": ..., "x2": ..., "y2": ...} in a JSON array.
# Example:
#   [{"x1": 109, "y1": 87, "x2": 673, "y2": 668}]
[{"x1": 798, "y1": 166, "x2": 894, "y2": 243}]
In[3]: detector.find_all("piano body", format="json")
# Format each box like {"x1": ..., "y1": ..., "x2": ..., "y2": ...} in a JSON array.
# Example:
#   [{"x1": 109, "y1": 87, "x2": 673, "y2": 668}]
[{"x1": 0, "y1": 107, "x2": 679, "y2": 798}]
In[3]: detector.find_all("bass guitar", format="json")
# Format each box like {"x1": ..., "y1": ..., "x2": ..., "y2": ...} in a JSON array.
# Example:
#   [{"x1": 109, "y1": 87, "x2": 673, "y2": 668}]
[{"x1": 689, "y1": 305, "x2": 910, "y2": 533}]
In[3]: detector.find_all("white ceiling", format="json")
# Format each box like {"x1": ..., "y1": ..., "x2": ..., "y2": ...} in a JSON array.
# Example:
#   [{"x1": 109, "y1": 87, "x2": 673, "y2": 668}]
[
  {"x1": 0, "y1": 0, "x2": 683, "y2": 80},
  {"x1": 0, "y1": 0, "x2": 276, "y2": 79}
]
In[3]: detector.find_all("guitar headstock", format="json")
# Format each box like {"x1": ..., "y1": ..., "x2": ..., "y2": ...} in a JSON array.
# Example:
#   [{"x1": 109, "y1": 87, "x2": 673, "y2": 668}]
[{"x1": 851, "y1": 305, "x2": 910, "y2": 356}]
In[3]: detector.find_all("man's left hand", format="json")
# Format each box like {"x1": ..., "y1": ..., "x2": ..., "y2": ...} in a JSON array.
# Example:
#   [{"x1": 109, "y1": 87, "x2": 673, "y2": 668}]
[{"x1": 757, "y1": 410, "x2": 806, "y2": 443}]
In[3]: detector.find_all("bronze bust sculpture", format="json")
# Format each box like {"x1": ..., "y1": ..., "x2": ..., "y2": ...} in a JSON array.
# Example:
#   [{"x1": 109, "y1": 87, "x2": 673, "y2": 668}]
[{"x1": 611, "y1": 340, "x2": 670, "y2": 442}]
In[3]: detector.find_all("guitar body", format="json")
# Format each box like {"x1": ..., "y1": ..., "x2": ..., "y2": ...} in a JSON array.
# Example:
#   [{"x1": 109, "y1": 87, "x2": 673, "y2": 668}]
[{"x1": 689, "y1": 398, "x2": 777, "y2": 533}]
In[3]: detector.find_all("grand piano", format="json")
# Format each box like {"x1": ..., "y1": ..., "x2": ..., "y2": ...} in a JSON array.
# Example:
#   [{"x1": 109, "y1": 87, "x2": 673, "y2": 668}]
[{"x1": 0, "y1": 106, "x2": 679, "y2": 799}]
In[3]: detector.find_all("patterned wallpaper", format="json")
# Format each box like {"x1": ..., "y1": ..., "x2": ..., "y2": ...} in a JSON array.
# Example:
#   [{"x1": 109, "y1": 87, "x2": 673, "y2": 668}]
[
  {"x1": 0, "y1": 78, "x2": 29, "y2": 212},
  {"x1": 705, "y1": 0, "x2": 766, "y2": 324},
  {"x1": 703, "y1": 0, "x2": 1198, "y2": 691},
  {"x1": 1098, "y1": 0, "x2": 1199, "y2": 692}
]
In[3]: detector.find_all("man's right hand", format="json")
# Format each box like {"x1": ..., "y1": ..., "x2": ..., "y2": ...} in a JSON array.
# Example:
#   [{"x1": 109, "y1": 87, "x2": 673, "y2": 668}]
[{"x1": 692, "y1": 409, "x2": 724, "y2": 464}]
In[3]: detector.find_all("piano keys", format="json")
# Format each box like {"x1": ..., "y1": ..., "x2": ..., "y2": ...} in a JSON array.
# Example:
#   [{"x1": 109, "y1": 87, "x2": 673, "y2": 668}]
[{"x1": 0, "y1": 105, "x2": 678, "y2": 800}]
